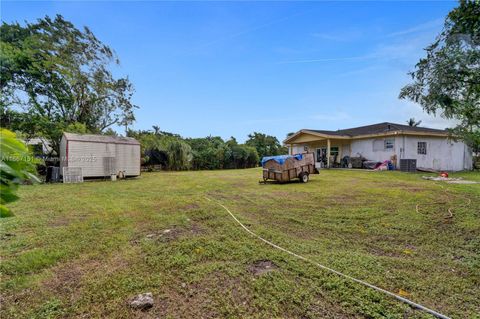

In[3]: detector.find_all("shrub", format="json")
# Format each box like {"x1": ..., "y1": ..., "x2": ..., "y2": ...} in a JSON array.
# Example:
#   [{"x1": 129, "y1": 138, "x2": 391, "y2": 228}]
[{"x1": 1, "y1": 129, "x2": 39, "y2": 217}]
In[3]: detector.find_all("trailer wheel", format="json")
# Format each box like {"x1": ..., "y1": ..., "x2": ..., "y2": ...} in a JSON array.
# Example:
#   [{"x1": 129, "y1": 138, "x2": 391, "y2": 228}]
[{"x1": 299, "y1": 172, "x2": 309, "y2": 183}]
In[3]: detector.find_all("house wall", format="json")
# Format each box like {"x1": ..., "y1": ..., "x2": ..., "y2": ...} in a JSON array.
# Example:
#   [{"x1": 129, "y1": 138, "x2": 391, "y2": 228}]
[
  {"x1": 350, "y1": 136, "x2": 399, "y2": 163},
  {"x1": 62, "y1": 140, "x2": 140, "y2": 177},
  {"x1": 290, "y1": 141, "x2": 350, "y2": 165},
  {"x1": 401, "y1": 136, "x2": 472, "y2": 171},
  {"x1": 289, "y1": 135, "x2": 472, "y2": 171},
  {"x1": 25, "y1": 137, "x2": 54, "y2": 155}
]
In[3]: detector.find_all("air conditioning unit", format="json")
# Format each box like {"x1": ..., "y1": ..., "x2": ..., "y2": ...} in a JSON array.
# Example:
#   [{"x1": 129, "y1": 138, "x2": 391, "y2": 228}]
[{"x1": 400, "y1": 159, "x2": 416, "y2": 172}]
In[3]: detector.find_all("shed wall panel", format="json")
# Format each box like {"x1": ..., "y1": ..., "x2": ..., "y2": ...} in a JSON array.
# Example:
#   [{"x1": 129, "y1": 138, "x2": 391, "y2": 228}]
[
  {"x1": 59, "y1": 136, "x2": 67, "y2": 172},
  {"x1": 67, "y1": 141, "x2": 116, "y2": 177},
  {"x1": 115, "y1": 144, "x2": 141, "y2": 176}
]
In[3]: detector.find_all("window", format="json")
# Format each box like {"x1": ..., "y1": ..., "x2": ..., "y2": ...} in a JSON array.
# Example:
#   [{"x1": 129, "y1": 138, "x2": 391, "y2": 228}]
[
  {"x1": 373, "y1": 138, "x2": 394, "y2": 151},
  {"x1": 384, "y1": 138, "x2": 395, "y2": 150},
  {"x1": 418, "y1": 142, "x2": 427, "y2": 155}
]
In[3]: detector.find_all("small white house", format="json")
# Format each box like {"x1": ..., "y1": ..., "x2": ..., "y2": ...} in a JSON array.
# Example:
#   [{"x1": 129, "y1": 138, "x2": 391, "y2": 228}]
[
  {"x1": 284, "y1": 122, "x2": 473, "y2": 171},
  {"x1": 60, "y1": 133, "x2": 141, "y2": 179},
  {"x1": 25, "y1": 137, "x2": 55, "y2": 155}
]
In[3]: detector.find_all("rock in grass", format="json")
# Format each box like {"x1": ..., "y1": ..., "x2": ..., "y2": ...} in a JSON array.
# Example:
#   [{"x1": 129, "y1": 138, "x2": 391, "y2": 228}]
[{"x1": 130, "y1": 292, "x2": 154, "y2": 310}]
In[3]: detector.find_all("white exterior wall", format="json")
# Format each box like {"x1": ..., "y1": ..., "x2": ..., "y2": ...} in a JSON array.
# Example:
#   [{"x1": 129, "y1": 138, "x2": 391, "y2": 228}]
[
  {"x1": 350, "y1": 136, "x2": 399, "y2": 162},
  {"x1": 401, "y1": 136, "x2": 472, "y2": 171},
  {"x1": 115, "y1": 143, "x2": 141, "y2": 176},
  {"x1": 289, "y1": 135, "x2": 472, "y2": 171},
  {"x1": 291, "y1": 144, "x2": 306, "y2": 155},
  {"x1": 67, "y1": 141, "x2": 115, "y2": 177},
  {"x1": 61, "y1": 140, "x2": 140, "y2": 177}
]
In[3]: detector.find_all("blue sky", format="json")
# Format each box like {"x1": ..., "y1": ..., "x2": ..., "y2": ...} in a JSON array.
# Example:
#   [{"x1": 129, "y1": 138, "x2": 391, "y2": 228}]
[{"x1": 2, "y1": 1, "x2": 457, "y2": 142}]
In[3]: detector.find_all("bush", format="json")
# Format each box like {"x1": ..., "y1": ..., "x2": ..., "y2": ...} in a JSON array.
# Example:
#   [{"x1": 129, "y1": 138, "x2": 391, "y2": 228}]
[{"x1": 0, "y1": 129, "x2": 39, "y2": 217}]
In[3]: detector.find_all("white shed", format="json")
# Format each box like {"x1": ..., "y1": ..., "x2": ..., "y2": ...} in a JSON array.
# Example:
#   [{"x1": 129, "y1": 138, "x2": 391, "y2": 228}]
[{"x1": 60, "y1": 133, "x2": 141, "y2": 179}]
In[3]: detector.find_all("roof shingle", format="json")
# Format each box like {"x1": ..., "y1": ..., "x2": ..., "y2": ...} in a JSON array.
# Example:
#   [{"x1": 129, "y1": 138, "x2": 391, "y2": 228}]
[{"x1": 307, "y1": 122, "x2": 446, "y2": 137}]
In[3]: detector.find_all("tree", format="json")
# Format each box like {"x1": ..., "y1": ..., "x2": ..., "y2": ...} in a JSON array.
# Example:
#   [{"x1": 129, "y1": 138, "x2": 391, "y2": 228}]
[
  {"x1": 245, "y1": 132, "x2": 287, "y2": 159},
  {"x1": 406, "y1": 118, "x2": 422, "y2": 127},
  {"x1": 186, "y1": 136, "x2": 227, "y2": 170},
  {"x1": 0, "y1": 129, "x2": 39, "y2": 217},
  {"x1": 399, "y1": 0, "x2": 480, "y2": 152},
  {"x1": 0, "y1": 15, "x2": 137, "y2": 153}
]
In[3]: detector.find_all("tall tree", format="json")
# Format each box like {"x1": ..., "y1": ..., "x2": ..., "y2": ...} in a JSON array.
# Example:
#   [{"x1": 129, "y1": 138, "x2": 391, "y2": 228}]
[
  {"x1": 399, "y1": 0, "x2": 480, "y2": 152},
  {"x1": 0, "y1": 15, "x2": 137, "y2": 153},
  {"x1": 245, "y1": 132, "x2": 287, "y2": 159}
]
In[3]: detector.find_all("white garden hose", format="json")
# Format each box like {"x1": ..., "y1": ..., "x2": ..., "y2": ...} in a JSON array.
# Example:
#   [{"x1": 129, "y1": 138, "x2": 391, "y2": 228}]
[{"x1": 205, "y1": 196, "x2": 452, "y2": 319}]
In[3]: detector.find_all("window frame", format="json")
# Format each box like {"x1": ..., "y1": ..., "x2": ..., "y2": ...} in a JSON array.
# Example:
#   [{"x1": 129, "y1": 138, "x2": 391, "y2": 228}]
[
  {"x1": 417, "y1": 141, "x2": 427, "y2": 155},
  {"x1": 384, "y1": 138, "x2": 395, "y2": 150}
]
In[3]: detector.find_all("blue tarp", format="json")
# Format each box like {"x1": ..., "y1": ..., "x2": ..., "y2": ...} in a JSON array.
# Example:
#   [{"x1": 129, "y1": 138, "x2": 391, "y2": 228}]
[{"x1": 261, "y1": 154, "x2": 303, "y2": 167}]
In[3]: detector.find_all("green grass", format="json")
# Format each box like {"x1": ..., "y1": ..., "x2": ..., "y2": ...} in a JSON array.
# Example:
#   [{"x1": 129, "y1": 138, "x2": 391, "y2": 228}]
[{"x1": 1, "y1": 169, "x2": 479, "y2": 318}]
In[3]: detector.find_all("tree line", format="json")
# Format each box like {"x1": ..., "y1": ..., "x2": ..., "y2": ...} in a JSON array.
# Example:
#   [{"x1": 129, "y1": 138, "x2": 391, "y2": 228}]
[{"x1": 127, "y1": 128, "x2": 288, "y2": 170}]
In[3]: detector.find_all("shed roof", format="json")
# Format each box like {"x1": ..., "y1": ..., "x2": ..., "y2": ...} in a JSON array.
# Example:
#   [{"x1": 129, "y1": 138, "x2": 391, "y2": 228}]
[{"x1": 63, "y1": 132, "x2": 140, "y2": 145}]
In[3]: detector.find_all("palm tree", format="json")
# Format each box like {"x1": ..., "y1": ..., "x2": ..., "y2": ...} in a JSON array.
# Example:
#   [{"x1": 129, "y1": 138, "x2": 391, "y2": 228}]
[
  {"x1": 407, "y1": 118, "x2": 422, "y2": 127},
  {"x1": 152, "y1": 125, "x2": 161, "y2": 135}
]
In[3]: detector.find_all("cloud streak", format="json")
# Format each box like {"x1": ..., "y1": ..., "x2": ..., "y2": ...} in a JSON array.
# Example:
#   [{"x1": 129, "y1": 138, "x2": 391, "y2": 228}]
[{"x1": 387, "y1": 18, "x2": 443, "y2": 37}]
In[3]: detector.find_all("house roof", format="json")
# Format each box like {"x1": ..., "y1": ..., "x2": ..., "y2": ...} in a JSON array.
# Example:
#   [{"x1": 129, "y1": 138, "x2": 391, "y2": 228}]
[
  {"x1": 284, "y1": 122, "x2": 448, "y2": 144},
  {"x1": 63, "y1": 132, "x2": 140, "y2": 145}
]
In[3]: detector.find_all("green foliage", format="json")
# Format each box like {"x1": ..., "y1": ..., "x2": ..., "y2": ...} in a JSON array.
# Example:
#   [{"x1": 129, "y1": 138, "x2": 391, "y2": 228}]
[
  {"x1": 187, "y1": 136, "x2": 227, "y2": 170},
  {"x1": 128, "y1": 129, "x2": 193, "y2": 170},
  {"x1": 245, "y1": 132, "x2": 287, "y2": 159},
  {"x1": 166, "y1": 139, "x2": 193, "y2": 170},
  {"x1": 0, "y1": 15, "x2": 137, "y2": 154},
  {"x1": 129, "y1": 129, "x2": 260, "y2": 170},
  {"x1": 65, "y1": 122, "x2": 88, "y2": 134},
  {"x1": 0, "y1": 129, "x2": 39, "y2": 217},
  {"x1": 399, "y1": 0, "x2": 480, "y2": 152}
]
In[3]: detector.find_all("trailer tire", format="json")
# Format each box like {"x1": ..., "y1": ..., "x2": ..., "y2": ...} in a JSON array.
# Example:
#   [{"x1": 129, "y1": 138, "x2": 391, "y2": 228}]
[{"x1": 299, "y1": 172, "x2": 309, "y2": 183}]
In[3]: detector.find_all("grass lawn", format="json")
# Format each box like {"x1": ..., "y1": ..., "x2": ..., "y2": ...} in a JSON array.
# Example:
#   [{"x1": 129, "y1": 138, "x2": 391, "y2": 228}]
[{"x1": 1, "y1": 169, "x2": 479, "y2": 318}]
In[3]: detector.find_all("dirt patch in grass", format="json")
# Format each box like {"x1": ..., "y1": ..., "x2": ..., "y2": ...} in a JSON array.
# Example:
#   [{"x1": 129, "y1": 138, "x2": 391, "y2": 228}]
[
  {"x1": 182, "y1": 203, "x2": 200, "y2": 210},
  {"x1": 143, "y1": 224, "x2": 205, "y2": 243},
  {"x1": 366, "y1": 246, "x2": 403, "y2": 258},
  {"x1": 303, "y1": 293, "x2": 361, "y2": 319},
  {"x1": 44, "y1": 254, "x2": 130, "y2": 298},
  {"x1": 49, "y1": 217, "x2": 72, "y2": 228},
  {"x1": 248, "y1": 260, "x2": 279, "y2": 276},
  {"x1": 43, "y1": 259, "x2": 100, "y2": 297},
  {"x1": 141, "y1": 272, "x2": 248, "y2": 319}
]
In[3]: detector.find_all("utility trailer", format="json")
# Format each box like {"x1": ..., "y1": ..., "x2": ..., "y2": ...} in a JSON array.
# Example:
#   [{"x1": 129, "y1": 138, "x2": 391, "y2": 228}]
[{"x1": 261, "y1": 153, "x2": 318, "y2": 183}]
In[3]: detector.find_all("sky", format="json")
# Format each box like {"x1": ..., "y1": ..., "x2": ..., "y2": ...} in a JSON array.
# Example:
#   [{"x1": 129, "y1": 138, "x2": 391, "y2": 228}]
[{"x1": 2, "y1": 1, "x2": 458, "y2": 142}]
